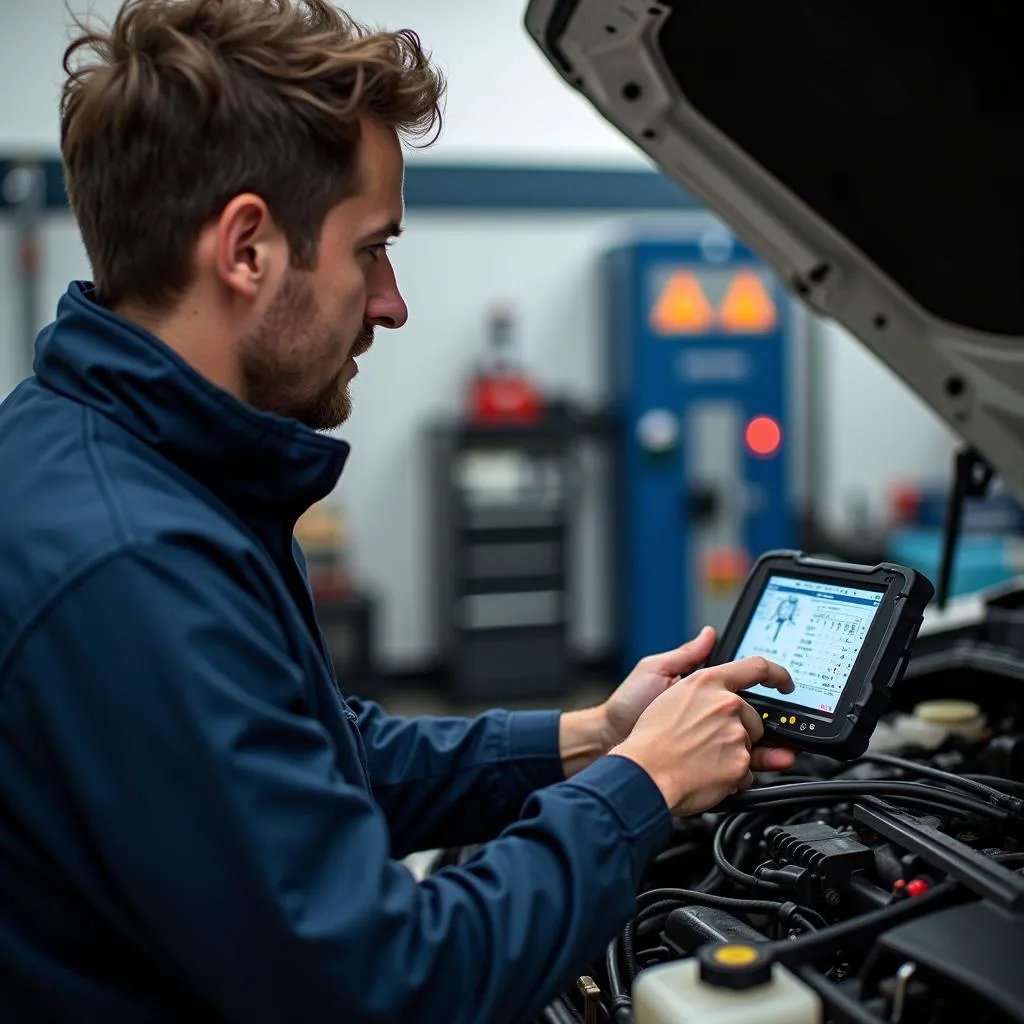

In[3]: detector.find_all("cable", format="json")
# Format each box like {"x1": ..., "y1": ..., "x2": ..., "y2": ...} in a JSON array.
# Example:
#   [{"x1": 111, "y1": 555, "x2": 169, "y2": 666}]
[
  {"x1": 713, "y1": 813, "x2": 783, "y2": 894},
  {"x1": 692, "y1": 865, "x2": 723, "y2": 893},
  {"x1": 965, "y1": 774, "x2": 1024, "y2": 797},
  {"x1": 636, "y1": 913, "x2": 673, "y2": 941},
  {"x1": 542, "y1": 1003, "x2": 576, "y2": 1024},
  {"x1": 636, "y1": 887, "x2": 790, "y2": 915},
  {"x1": 558, "y1": 994, "x2": 585, "y2": 1023},
  {"x1": 857, "y1": 752, "x2": 1024, "y2": 815},
  {"x1": 722, "y1": 792, "x2": 995, "y2": 822},
  {"x1": 637, "y1": 945, "x2": 671, "y2": 968},
  {"x1": 795, "y1": 906, "x2": 829, "y2": 930},
  {"x1": 725, "y1": 780, "x2": 1009, "y2": 821},
  {"x1": 789, "y1": 910, "x2": 820, "y2": 933},
  {"x1": 605, "y1": 937, "x2": 634, "y2": 1024},
  {"x1": 654, "y1": 840, "x2": 702, "y2": 864}
]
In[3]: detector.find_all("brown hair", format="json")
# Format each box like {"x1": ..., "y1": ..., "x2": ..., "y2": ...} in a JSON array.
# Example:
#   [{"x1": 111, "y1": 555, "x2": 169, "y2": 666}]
[{"x1": 60, "y1": 0, "x2": 445, "y2": 311}]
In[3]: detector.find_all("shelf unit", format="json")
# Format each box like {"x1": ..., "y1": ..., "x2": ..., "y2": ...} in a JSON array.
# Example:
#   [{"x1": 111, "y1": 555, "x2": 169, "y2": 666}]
[{"x1": 428, "y1": 416, "x2": 597, "y2": 702}]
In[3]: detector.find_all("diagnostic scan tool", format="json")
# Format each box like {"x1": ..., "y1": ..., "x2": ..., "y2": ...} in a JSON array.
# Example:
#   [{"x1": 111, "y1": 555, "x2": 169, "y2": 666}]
[{"x1": 710, "y1": 552, "x2": 934, "y2": 760}]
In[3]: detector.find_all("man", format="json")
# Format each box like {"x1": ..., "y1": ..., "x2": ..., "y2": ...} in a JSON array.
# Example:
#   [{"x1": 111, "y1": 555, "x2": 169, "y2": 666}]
[{"x1": 0, "y1": 1, "x2": 795, "y2": 1021}]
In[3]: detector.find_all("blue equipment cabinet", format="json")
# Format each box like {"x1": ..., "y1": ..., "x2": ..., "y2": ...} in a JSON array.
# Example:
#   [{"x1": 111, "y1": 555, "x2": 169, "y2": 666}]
[{"x1": 605, "y1": 227, "x2": 796, "y2": 669}]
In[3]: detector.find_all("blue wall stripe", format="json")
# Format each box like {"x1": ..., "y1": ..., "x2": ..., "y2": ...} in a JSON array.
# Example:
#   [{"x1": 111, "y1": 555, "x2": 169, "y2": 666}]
[
  {"x1": 0, "y1": 158, "x2": 699, "y2": 214},
  {"x1": 402, "y1": 164, "x2": 698, "y2": 211}
]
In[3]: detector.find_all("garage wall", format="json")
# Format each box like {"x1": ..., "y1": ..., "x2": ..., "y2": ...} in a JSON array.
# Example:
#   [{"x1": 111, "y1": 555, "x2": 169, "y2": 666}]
[
  {"x1": 0, "y1": 0, "x2": 958, "y2": 670},
  {"x1": 0, "y1": 0, "x2": 650, "y2": 167}
]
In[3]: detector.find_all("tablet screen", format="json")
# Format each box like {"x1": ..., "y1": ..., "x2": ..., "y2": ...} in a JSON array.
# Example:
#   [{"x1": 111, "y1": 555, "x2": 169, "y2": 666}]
[{"x1": 734, "y1": 576, "x2": 884, "y2": 715}]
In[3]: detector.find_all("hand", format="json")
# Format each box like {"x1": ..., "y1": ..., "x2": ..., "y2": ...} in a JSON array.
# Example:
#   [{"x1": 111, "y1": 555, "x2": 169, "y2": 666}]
[
  {"x1": 559, "y1": 627, "x2": 719, "y2": 778},
  {"x1": 612, "y1": 657, "x2": 796, "y2": 817},
  {"x1": 601, "y1": 626, "x2": 719, "y2": 750}
]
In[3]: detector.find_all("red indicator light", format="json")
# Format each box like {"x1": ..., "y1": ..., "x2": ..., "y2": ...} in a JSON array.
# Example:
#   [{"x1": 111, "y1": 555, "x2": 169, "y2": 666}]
[
  {"x1": 745, "y1": 416, "x2": 782, "y2": 457},
  {"x1": 906, "y1": 879, "x2": 930, "y2": 898}
]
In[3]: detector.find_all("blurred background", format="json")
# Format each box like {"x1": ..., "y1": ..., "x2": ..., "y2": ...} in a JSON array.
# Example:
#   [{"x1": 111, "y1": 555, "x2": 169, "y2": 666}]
[{"x1": 4, "y1": 0, "x2": 1017, "y2": 717}]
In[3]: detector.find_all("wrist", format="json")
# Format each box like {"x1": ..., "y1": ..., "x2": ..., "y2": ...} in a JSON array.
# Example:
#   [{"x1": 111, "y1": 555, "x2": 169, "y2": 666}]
[
  {"x1": 559, "y1": 706, "x2": 617, "y2": 778},
  {"x1": 610, "y1": 740, "x2": 676, "y2": 811}
]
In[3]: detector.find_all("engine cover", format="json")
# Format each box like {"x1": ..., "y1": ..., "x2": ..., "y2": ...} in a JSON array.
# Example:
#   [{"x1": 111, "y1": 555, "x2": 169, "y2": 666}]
[{"x1": 862, "y1": 901, "x2": 1024, "y2": 1021}]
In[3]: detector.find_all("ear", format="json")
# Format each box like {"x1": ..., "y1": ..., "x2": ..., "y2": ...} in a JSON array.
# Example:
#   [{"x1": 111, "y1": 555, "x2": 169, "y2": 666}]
[{"x1": 212, "y1": 194, "x2": 283, "y2": 300}]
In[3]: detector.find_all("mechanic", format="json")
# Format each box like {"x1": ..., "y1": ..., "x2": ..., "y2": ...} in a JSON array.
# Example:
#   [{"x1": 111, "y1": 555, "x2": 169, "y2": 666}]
[{"x1": 0, "y1": 1, "x2": 797, "y2": 1021}]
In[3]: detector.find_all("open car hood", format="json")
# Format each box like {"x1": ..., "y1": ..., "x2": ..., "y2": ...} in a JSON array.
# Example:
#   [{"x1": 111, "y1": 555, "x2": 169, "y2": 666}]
[{"x1": 525, "y1": 0, "x2": 1024, "y2": 507}]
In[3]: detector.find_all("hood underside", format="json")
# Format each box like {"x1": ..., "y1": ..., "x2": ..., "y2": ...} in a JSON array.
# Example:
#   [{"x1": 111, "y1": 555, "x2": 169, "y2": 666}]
[{"x1": 525, "y1": 0, "x2": 1024, "y2": 506}]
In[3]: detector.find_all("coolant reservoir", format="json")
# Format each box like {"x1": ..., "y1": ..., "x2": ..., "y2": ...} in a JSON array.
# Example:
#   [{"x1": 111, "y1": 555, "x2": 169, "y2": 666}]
[{"x1": 633, "y1": 944, "x2": 821, "y2": 1024}]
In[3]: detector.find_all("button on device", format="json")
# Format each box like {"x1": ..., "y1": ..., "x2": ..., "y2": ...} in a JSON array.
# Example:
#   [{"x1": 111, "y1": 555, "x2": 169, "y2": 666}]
[
  {"x1": 762, "y1": 712, "x2": 769, "y2": 720},
  {"x1": 779, "y1": 716, "x2": 787, "y2": 724},
  {"x1": 800, "y1": 722, "x2": 807, "y2": 732},
  {"x1": 789, "y1": 716, "x2": 797, "y2": 725}
]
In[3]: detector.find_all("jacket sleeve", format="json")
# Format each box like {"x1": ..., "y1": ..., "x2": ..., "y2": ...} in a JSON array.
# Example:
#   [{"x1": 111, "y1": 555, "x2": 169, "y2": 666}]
[
  {"x1": 14, "y1": 544, "x2": 673, "y2": 1024},
  {"x1": 346, "y1": 698, "x2": 567, "y2": 855}
]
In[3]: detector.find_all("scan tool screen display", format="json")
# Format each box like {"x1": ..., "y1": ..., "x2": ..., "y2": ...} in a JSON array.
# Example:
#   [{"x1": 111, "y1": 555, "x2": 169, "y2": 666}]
[{"x1": 735, "y1": 576, "x2": 884, "y2": 716}]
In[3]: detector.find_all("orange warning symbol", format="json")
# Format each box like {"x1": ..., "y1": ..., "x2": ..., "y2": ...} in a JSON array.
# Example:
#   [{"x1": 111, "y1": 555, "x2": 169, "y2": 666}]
[
  {"x1": 651, "y1": 273, "x2": 714, "y2": 335},
  {"x1": 719, "y1": 270, "x2": 778, "y2": 333}
]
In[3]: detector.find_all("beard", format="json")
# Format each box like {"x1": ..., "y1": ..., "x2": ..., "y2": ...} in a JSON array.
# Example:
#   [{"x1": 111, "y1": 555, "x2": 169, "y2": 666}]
[{"x1": 239, "y1": 271, "x2": 372, "y2": 432}]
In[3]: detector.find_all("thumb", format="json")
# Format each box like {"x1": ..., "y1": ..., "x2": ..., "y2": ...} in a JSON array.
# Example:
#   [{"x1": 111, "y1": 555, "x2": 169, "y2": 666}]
[{"x1": 656, "y1": 626, "x2": 716, "y2": 679}]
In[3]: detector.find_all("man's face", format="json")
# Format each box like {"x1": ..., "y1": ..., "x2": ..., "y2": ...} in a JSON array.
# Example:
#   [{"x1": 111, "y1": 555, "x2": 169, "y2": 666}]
[{"x1": 240, "y1": 119, "x2": 408, "y2": 430}]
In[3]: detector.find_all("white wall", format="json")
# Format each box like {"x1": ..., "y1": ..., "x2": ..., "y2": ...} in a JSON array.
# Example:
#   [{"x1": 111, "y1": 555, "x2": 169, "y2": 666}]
[
  {"x1": 0, "y1": 0, "x2": 650, "y2": 167},
  {"x1": 0, "y1": 0, "x2": 960, "y2": 670}
]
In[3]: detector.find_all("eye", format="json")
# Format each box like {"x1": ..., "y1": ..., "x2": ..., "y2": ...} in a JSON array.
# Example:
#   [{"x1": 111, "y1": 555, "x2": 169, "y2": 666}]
[{"x1": 365, "y1": 241, "x2": 394, "y2": 263}]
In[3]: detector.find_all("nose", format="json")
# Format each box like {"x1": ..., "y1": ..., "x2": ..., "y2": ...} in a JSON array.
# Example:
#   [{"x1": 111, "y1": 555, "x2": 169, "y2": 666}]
[{"x1": 365, "y1": 258, "x2": 409, "y2": 330}]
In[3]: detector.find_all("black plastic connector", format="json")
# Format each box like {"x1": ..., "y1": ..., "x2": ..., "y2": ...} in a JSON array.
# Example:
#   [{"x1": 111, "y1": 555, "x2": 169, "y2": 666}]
[{"x1": 766, "y1": 822, "x2": 874, "y2": 888}]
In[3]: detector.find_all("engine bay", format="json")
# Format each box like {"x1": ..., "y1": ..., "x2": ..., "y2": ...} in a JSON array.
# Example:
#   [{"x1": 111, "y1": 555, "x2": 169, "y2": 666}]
[{"x1": 431, "y1": 584, "x2": 1024, "y2": 1023}]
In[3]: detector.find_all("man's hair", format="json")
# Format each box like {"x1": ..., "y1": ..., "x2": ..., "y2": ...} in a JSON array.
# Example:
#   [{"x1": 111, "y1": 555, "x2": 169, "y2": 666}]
[{"x1": 60, "y1": 0, "x2": 444, "y2": 311}]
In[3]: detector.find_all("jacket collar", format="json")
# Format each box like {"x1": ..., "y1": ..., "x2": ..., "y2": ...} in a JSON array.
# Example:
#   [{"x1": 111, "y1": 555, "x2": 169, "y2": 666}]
[{"x1": 34, "y1": 282, "x2": 350, "y2": 518}]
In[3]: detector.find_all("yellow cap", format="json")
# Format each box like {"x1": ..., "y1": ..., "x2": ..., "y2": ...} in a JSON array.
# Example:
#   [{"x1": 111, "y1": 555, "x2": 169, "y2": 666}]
[{"x1": 712, "y1": 945, "x2": 760, "y2": 967}]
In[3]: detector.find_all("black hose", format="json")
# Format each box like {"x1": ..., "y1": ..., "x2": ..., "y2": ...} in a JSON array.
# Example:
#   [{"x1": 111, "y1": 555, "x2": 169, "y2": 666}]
[
  {"x1": 965, "y1": 774, "x2": 1024, "y2": 797},
  {"x1": 692, "y1": 865, "x2": 723, "y2": 893},
  {"x1": 712, "y1": 813, "x2": 784, "y2": 895},
  {"x1": 636, "y1": 913, "x2": 673, "y2": 940},
  {"x1": 789, "y1": 911, "x2": 819, "y2": 933},
  {"x1": 542, "y1": 1004, "x2": 575, "y2": 1024},
  {"x1": 605, "y1": 937, "x2": 634, "y2": 1024},
  {"x1": 637, "y1": 887, "x2": 791, "y2": 916},
  {"x1": 857, "y1": 753, "x2": 1024, "y2": 815},
  {"x1": 637, "y1": 945, "x2": 672, "y2": 968},
  {"x1": 725, "y1": 780, "x2": 1008, "y2": 821},
  {"x1": 654, "y1": 840, "x2": 702, "y2": 864},
  {"x1": 721, "y1": 792, "x2": 994, "y2": 822},
  {"x1": 558, "y1": 994, "x2": 585, "y2": 1023}
]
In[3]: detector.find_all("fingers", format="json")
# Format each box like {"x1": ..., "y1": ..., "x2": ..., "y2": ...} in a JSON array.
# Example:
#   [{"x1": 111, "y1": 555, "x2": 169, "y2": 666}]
[
  {"x1": 710, "y1": 656, "x2": 794, "y2": 695},
  {"x1": 736, "y1": 698, "x2": 765, "y2": 747},
  {"x1": 750, "y1": 746, "x2": 797, "y2": 773},
  {"x1": 650, "y1": 626, "x2": 717, "y2": 679}
]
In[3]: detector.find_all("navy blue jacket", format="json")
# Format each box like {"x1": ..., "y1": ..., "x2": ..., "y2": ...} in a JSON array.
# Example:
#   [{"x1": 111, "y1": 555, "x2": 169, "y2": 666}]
[{"x1": 0, "y1": 283, "x2": 672, "y2": 1023}]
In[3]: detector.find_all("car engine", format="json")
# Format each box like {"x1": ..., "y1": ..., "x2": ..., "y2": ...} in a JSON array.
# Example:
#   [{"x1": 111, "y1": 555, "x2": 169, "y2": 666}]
[{"x1": 432, "y1": 583, "x2": 1024, "y2": 1023}]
